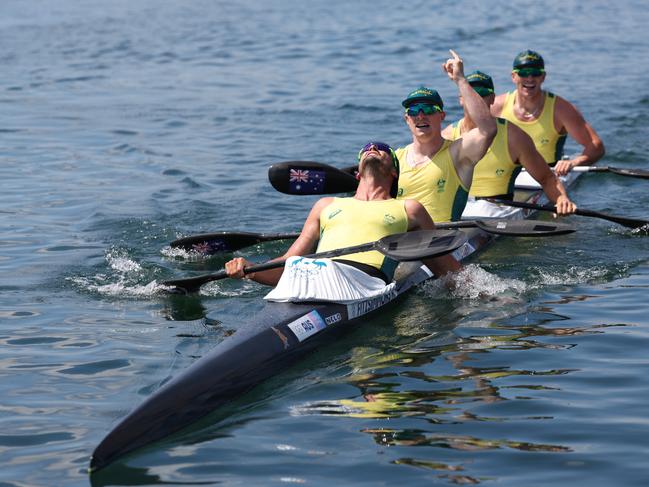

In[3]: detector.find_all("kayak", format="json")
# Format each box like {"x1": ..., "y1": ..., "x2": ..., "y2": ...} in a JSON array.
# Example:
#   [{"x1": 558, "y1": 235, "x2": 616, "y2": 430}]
[{"x1": 89, "y1": 169, "x2": 581, "y2": 472}]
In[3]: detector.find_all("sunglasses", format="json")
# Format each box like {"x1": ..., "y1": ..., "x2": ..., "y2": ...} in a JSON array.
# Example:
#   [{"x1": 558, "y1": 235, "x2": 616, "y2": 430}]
[
  {"x1": 358, "y1": 142, "x2": 399, "y2": 171},
  {"x1": 405, "y1": 103, "x2": 442, "y2": 117},
  {"x1": 514, "y1": 68, "x2": 544, "y2": 78},
  {"x1": 360, "y1": 141, "x2": 392, "y2": 154}
]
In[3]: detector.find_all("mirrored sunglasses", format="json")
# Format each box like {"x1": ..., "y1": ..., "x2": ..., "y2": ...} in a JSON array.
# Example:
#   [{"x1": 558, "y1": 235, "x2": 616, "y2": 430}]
[
  {"x1": 360, "y1": 141, "x2": 393, "y2": 154},
  {"x1": 514, "y1": 68, "x2": 544, "y2": 78},
  {"x1": 405, "y1": 103, "x2": 442, "y2": 117}
]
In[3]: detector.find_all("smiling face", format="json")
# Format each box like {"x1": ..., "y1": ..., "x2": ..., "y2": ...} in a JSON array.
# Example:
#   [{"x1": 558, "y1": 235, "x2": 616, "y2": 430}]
[
  {"x1": 512, "y1": 70, "x2": 546, "y2": 97},
  {"x1": 403, "y1": 105, "x2": 445, "y2": 140}
]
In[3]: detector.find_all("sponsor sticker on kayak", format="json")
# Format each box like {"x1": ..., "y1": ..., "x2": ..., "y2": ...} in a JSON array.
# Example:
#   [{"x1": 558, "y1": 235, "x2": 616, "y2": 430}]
[
  {"x1": 287, "y1": 310, "x2": 327, "y2": 342},
  {"x1": 451, "y1": 241, "x2": 476, "y2": 261}
]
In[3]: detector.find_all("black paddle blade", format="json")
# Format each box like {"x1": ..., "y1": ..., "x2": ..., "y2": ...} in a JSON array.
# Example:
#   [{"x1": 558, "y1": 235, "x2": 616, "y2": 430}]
[
  {"x1": 162, "y1": 271, "x2": 228, "y2": 294},
  {"x1": 575, "y1": 208, "x2": 649, "y2": 229},
  {"x1": 475, "y1": 219, "x2": 575, "y2": 236},
  {"x1": 608, "y1": 166, "x2": 649, "y2": 179},
  {"x1": 170, "y1": 232, "x2": 299, "y2": 254},
  {"x1": 376, "y1": 229, "x2": 467, "y2": 261},
  {"x1": 268, "y1": 161, "x2": 358, "y2": 195}
]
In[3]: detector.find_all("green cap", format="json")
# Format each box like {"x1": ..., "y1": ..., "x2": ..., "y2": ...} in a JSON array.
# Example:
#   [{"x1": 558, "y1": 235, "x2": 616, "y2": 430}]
[
  {"x1": 401, "y1": 87, "x2": 444, "y2": 110},
  {"x1": 466, "y1": 70, "x2": 495, "y2": 97},
  {"x1": 513, "y1": 50, "x2": 545, "y2": 70}
]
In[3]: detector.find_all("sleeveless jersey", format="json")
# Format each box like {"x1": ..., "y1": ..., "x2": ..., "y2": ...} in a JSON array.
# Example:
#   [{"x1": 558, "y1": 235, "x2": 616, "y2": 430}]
[
  {"x1": 449, "y1": 118, "x2": 521, "y2": 197},
  {"x1": 395, "y1": 141, "x2": 468, "y2": 222},
  {"x1": 500, "y1": 90, "x2": 566, "y2": 164},
  {"x1": 317, "y1": 197, "x2": 408, "y2": 279}
]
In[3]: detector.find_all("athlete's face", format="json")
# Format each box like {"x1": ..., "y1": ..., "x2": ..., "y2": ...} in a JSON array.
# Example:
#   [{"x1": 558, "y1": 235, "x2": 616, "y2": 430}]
[
  {"x1": 512, "y1": 70, "x2": 546, "y2": 97},
  {"x1": 359, "y1": 144, "x2": 395, "y2": 179},
  {"x1": 404, "y1": 107, "x2": 445, "y2": 139}
]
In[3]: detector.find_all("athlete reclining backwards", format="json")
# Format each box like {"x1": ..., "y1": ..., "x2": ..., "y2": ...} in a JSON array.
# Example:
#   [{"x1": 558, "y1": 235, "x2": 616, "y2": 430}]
[{"x1": 225, "y1": 142, "x2": 461, "y2": 303}]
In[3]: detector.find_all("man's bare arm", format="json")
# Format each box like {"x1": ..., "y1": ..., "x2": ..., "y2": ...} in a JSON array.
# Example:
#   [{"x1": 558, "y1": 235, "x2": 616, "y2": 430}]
[
  {"x1": 225, "y1": 197, "x2": 332, "y2": 285},
  {"x1": 554, "y1": 96, "x2": 605, "y2": 175},
  {"x1": 404, "y1": 199, "x2": 461, "y2": 276},
  {"x1": 444, "y1": 50, "x2": 497, "y2": 187},
  {"x1": 509, "y1": 124, "x2": 576, "y2": 215}
]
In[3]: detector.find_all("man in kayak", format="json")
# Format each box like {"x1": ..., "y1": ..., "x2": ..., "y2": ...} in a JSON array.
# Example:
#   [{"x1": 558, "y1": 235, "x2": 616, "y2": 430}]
[
  {"x1": 225, "y1": 142, "x2": 461, "y2": 302},
  {"x1": 396, "y1": 49, "x2": 497, "y2": 222},
  {"x1": 491, "y1": 49, "x2": 605, "y2": 176},
  {"x1": 442, "y1": 70, "x2": 577, "y2": 217}
]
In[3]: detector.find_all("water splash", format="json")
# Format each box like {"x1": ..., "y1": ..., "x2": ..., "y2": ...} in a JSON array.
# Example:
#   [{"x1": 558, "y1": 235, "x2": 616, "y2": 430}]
[
  {"x1": 67, "y1": 247, "x2": 169, "y2": 297},
  {"x1": 67, "y1": 276, "x2": 168, "y2": 297},
  {"x1": 106, "y1": 249, "x2": 142, "y2": 273},
  {"x1": 526, "y1": 264, "x2": 628, "y2": 288},
  {"x1": 420, "y1": 264, "x2": 527, "y2": 300},
  {"x1": 160, "y1": 245, "x2": 206, "y2": 261}
]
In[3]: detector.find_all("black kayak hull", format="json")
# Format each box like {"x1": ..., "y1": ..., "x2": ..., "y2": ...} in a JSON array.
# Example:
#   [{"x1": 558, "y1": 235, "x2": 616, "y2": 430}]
[{"x1": 90, "y1": 261, "x2": 437, "y2": 472}]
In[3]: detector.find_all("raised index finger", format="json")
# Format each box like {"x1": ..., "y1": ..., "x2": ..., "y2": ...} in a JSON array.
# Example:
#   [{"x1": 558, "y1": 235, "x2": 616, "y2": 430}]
[{"x1": 448, "y1": 49, "x2": 460, "y2": 60}]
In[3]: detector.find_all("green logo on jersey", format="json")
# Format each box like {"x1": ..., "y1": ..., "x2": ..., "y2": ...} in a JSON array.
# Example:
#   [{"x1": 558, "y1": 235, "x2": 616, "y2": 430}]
[
  {"x1": 495, "y1": 168, "x2": 504, "y2": 177},
  {"x1": 397, "y1": 188, "x2": 404, "y2": 197},
  {"x1": 436, "y1": 178, "x2": 446, "y2": 193},
  {"x1": 383, "y1": 213, "x2": 397, "y2": 225},
  {"x1": 328, "y1": 209, "x2": 342, "y2": 219},
  {"x1": 540, "y1": 137, "x2": 549, "y2": 146}
]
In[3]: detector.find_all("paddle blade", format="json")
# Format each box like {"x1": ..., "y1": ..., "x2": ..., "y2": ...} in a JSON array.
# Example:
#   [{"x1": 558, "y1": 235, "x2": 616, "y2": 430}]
[
  {"x1": 608, "y1": 166, "x2": 649, "y2": 179},
  {"x1": 170, "y1": 232, "x2": 299, "y2": 254},
  {"x1": 474, "y1": 219, "x2": 576, "y2": 236},
  {"x1": 575, "y1": 208, "x2": 649, "y2": 229},
  {"x1": 268, "y1": 161, "x2": 358, "y2": 195},
  {"x1": 376, "y1": 229, "x2": 467, "y2": 261},
  {"x1": 162, "y1": 271, "x2": 228, "y2": 294}
]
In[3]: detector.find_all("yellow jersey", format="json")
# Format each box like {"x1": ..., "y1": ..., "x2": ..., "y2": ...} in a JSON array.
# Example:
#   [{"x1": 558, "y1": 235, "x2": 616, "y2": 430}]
[
  {"x1": 500, "y1": 91, "x2": 566, "y2": 164},
  {"x1": 449, "y1": 118, "x2": 520, "y2": 197},
  {"x1": 395, "y1": 141, "x2": 468, "y2": 222},
  {"x1": 317, "y1": 197, "x2": 408, "y2": 279}
]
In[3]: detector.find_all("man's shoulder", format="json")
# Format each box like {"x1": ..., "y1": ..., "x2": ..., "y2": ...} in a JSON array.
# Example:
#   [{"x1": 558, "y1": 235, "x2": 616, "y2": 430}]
[
  {"x1": 314, "y1": 196, "x2": 336, "y2": 209},
  {"x1": 551, "y1": 93, "x2": 583, "y2": 120},
  {"x1": 394, "y1": 145, "x2": 409, "y2": 157},
  {"x1": 491, "y1": 92, "x2": 510, "y2": 115}
]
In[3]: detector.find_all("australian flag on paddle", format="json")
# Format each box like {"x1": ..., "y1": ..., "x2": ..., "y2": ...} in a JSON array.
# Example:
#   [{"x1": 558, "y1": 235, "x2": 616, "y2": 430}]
[{"x1": 289, "y1": 168, "x2": 325, "y2": 194}]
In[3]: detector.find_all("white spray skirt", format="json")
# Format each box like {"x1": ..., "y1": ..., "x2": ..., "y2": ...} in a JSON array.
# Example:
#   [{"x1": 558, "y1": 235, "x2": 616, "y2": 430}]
[{"x1": 264, "y1": 256, "x2": 394, "y2": 304}]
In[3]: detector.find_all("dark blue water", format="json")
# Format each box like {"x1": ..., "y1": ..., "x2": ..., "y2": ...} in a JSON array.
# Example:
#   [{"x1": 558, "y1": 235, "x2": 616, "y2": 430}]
[{"x1": 2, "y1": 0, "x2": 649, "y2": 485}]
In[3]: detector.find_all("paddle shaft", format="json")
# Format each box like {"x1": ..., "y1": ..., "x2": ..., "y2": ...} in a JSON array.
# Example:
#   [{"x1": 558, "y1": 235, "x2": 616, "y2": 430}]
[
  {"x1": 490, "y1": 199, "x2": 649, "y2": 229},
  {"x1": 171, "y1": 218, "x2": 576, "y2": 255},
  {"x1": 163, "y1": 230, "x2": 465, "y2": 293},
  {"x1": 569, "y1": 165, "x2": 649, "y2": 179}
]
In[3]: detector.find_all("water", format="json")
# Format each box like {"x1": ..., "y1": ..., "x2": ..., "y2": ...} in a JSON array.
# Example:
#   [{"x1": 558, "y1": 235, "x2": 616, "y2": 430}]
[{"x1": 1, "y1": 0, "x2": 649, "y2": 485}]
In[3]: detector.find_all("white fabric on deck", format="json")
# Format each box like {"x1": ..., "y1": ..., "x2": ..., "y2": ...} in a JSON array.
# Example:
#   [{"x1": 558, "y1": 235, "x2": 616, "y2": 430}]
[
  {"x1": 461, "y1": 197, "x2": 525, "y2": 220},
  {"x1": 264, "y1": 256, "x2": 394, "y2": 304}
]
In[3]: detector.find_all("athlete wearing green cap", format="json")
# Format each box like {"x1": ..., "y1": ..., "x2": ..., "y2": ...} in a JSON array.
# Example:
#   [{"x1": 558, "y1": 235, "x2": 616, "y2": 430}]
[
  {"x1": 396, "y1": 50, "x2": 497, "y2": 222},
  {"x1": 491, "y1": 50, "x2": 605, "y2": 176},
  {"x1": 442, "y1": 70, "x2": 576, "y2": 216}
]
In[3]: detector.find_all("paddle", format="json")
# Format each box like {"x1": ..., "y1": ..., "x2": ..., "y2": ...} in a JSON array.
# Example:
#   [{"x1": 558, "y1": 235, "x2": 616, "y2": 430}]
[
  {"x1": 170, "y1": 219, "x2": 576, "y2": 254},
  {"x1": 170, "y1": 231, "x2": 301, "y2": 253},
  {"x1": 489, "y1": 199, "x2": 649, "y2": 229},
  {"x1": 268, "y1": 161, "x2": 358, "y2": 195},
  {"x1": 570, "y1": 165, "x2": 649, "y2": 179},
  {"x1": 438, "y1": 219, "x2": 576, "y2": 236},
  {"x1": 162, "y1": 229, "x2": 467, "y2": 294},
  {"x1": 269, "y1": 160, "x2": 649, "y2": 197}
]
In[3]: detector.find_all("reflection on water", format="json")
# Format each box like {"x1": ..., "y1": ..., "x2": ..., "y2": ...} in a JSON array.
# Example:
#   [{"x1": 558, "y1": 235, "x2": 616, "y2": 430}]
[
  {"x1": 3, "y1": 0, "x2": 649, "y2": 484},
  {"x1": 289, "y1": 319, "x2": 608, "y2": 482},
  {"x1": 364, "y1": 428, "x2": 570, "y2": 453},
  {"x1": 160, "y1": 294, "x2": 207, "y2": 322}
]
